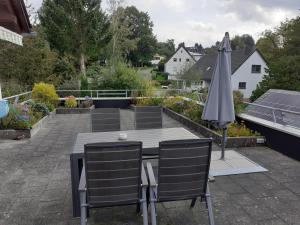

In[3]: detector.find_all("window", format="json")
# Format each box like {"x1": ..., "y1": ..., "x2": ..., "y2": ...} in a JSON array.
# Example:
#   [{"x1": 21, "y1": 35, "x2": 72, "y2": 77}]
[
  {"x1": 186, "y1": 58, "x2": 190, "y2": 62},
  {"x1": 179, "y1": 58, "x2": 181, "y2": 62},
  {"x1": 252, "y1": 65, "x2": 261, "y2": 73},
  {"x1": 239, "y1": 82, "x2": 246, "y2": 89},
  {"x1": 173, "y1": 58, "x2": 177, "y2": 62}
]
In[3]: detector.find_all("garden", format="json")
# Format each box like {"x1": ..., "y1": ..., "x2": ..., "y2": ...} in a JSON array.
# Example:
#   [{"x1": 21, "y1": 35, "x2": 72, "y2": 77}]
[
  {"x1": 0, "y1": 80, "x2": 259, "y2": 144},
  {"x1": 135, "y1": 95, "x2": 260, "y2": 139}
]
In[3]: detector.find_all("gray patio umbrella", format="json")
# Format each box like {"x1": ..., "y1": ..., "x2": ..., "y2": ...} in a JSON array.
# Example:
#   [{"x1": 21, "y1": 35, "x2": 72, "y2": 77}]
[{"x1": 202, "y1": 32, "x2": 235, "y2": 159}]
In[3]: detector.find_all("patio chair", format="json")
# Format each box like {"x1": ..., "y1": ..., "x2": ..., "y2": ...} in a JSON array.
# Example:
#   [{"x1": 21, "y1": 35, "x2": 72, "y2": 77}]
[
  {"x1": 146, "y1": 139, "x2": 215, "y2": 225},
  {"x1": 134, "y1": 106, "x2": 162, "y2": 130},
  {"x1": 78, "y1": 141, "x2": 148, "y2": 225},
  {"x1": 91, "y1": 108, "x2": 120, "y2": 132}
]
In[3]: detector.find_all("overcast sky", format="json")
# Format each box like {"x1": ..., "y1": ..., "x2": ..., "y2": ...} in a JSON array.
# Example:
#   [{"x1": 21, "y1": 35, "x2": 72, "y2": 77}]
[{"x1": 29, "y1": 0, "x2": 298, "y2": 47}]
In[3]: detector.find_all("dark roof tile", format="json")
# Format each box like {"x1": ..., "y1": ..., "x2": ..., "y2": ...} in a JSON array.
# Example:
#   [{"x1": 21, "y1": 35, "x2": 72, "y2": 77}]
[{"x1": 188, "y1": 48, "x2": 262, "y2": 81}]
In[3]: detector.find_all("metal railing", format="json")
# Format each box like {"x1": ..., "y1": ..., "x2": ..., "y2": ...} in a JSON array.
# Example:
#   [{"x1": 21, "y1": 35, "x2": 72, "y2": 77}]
[
  {"x1": 3, "y1": 91, "x2": 32, "y2": 103},
  {"x1": 243, "y1": 101, "x2": 300, "y2": 129},
  {"x1": 2, "y1": 89, "x2": 193, "y2": 103},
  {"x1": 56, "y1": 89, "x2": 188, "y2": 99}
]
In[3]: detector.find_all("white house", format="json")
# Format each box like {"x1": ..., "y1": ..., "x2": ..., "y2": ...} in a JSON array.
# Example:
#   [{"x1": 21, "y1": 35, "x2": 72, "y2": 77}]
[
  {"x1": 188, "y1": 48, "x2": 268, "y2": 99},
  {"x1": 164, "y1": 46, "x2": 202, "y2": 80},
  {"x1": 150, "y1": 54, "x2": 165, "y2": 67}
]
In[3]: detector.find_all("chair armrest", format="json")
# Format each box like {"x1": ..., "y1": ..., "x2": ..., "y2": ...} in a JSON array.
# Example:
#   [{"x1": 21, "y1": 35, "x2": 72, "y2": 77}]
[
  {"x1": 141, "y1": 163, "x2": 148, "y2": 187},
  {"x1": 146, "y1": 162, "x2": 157, "y2": 187},
  {"x1": 79, "y1": 166, "x2": 86, "y2": 192}
]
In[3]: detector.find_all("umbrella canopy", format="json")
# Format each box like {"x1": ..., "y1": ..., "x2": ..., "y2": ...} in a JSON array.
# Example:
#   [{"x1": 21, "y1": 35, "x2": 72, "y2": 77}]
[{"x1": 202, "y1": 32, "x2": 235, "y2": 128}]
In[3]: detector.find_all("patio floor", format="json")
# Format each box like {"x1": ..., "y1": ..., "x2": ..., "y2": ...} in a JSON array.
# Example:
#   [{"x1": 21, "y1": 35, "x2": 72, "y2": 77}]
[{"x1": 0, "y1": 110, "x2": 299, "y2": 225}]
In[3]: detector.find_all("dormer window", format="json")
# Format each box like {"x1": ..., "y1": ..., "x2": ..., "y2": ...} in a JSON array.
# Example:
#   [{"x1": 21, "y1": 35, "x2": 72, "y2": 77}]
[
  {"x1": 186, "y1": 59, "x2": 190, "y2": 62},
  {"x1": 179, "y1": 58, "x2": 181, "y2": 62},
  {"x1": 173, "y1": 58, "x2": 177, "y2": 62}
]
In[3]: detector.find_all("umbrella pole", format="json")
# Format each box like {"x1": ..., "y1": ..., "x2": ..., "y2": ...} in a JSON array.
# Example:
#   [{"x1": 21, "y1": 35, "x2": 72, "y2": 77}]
[{"x1": 221, "y1": 127, "x2": 227, "y2": 160}]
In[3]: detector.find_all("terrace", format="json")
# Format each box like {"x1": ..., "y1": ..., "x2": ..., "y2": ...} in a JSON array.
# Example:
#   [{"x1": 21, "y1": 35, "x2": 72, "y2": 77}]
[{"x1": 0, "y1": 107, "x2": 299, "y2": 225}]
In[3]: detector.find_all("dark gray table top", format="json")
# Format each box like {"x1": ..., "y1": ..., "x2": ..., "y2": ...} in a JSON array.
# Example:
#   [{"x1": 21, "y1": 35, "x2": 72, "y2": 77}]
[{"x1": 72, "y1": 127, "x2": 199, "y2": 155}]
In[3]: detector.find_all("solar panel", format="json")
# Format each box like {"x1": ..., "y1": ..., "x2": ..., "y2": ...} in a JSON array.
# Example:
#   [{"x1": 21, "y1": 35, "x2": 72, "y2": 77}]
[{"x1": 244, "y1": 89, "x2": 300, "y2": 129}]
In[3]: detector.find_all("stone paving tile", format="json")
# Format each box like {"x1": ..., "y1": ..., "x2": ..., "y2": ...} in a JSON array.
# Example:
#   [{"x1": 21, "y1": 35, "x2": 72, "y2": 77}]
[{"x1": 0, "y1": 111, "x2": 299, "y2": 225}]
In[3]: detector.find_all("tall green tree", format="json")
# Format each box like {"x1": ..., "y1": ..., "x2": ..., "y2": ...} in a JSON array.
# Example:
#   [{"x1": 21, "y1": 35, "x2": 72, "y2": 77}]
[
  {"x1": 0, "y1": 35, "x2": 57, "y2": 86},
  {"x1": 106, "y1": 1, "x2": 138, "y2": 66},
  {"x1": 256, "y1": 30, "x2": 281, "y2": 61},
  {"x1": 120, "y1": 6, "x2": 157, "y2": 66},
  {"x1": 157, "y1": 39, "x2": 175, "y2": 58},
  {"x1": 251, "y1": 16, "x2": 300, "y2": 101},
  {"x1": 231, "y1": 34, "x2": 255, "y2": 51},
  {"x1": 39, "y1": 0, "x2": 110, "y2": 76}
]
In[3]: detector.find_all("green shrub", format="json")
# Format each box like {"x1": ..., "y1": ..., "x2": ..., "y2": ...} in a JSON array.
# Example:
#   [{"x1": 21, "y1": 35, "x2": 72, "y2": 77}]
[
  {"x1": 33, "y1": 103, "x2": 50, "y2": 116},
  {"x1": 182, "y1": 101, "x2": 204, "y2": 123},
  {"x1": 80, "y1": 76, "x2": 90, "y2": 97},
  {"x1": 25, "y1": 100, "x2": 50, "y2": 117},
  {"x1": 163, "y1": 97, "x2": 185, "y2": 113},
  {"x1": 135, "y1": 97, "x2": 164, "y2": 106},
  {"x1": 65, "y1": 96, "x2": 77, "y2": 108},
  {"x1": 32, "y1": 82, "x2": 59, "y2": 111},
  {"x1": 224, "y1": 122, "x2": 260, "y2": 137},
  {"x1": 1, "y1": 81, "x2": 28, "y2": 99},
  {"x1": 98, "y1": 62, "x2": 156, "y2": 97},
  {"x1": 233, "y1": 90, "x2": 246, "y2": 113},
  {"x1": 58, "y1": 79, "x2": 80, "y2": 97}
]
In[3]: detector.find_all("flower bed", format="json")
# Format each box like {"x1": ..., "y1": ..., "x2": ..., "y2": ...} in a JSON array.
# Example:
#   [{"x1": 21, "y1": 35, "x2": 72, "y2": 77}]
[
  {"x1": 56, "y1": 96, "x2": 95, "y2": 114},
  {"x1": 163, "y1": 107, "x2": 263, "y2": 147},
  {"x1": 134, "y1": 96, "x2": 264, "y2": 147},
  {"x1": 0, "y1": 102, "x2": 54, "y2": 140}
]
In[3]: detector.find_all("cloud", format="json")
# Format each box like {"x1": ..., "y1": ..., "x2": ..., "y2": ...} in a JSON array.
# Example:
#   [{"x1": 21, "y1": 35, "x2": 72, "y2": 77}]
[
  {"x1": 186, "y1": 21, "x2": 216, "y2": 32},
  {"x1": 162, "y1": 0, "x2": 190, "y2": 12},
  {"x1": 28, "y1": 0, "x2": 298, "y2": 47}
]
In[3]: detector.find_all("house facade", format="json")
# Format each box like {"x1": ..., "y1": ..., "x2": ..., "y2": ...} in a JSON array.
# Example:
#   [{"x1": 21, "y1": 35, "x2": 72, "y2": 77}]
[
  {"x1": 231, "y1": 50, "x2": 268, "y2": 98},
  {"x1": 189, "y1": 48, "x2": 268, "y2": 98},
  {"x1": 165, "y1": 45, "x2": 204, "y2": 80}
]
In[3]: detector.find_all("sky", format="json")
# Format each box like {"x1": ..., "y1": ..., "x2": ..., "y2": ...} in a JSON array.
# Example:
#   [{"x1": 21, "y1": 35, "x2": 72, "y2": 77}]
[{"x1": 29, "y1": 0, "x2": 299, "y2": 47}]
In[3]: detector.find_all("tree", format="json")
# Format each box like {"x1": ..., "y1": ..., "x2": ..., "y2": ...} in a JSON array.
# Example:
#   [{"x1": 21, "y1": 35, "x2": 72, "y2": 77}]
[
  {"x1": 39, "y1": 0, "x2": 110, "y2": 76},
  {"x1": 106, "y1": 2, "x2": 138, "y2": 66},
  {"x1": 251, "y1": 16, "x2": 300, "y2": 101},
  {"x1": 256, "y1": 30, "x2": 281, "y2": 61},
  {"x1": 120, "y1": 6, "x2": 157, "y2": 66},
  {"x1": 194, "y1": 43, "x2": 204, "y2": 53},
  {"x1": 231, "y1": 34, "x2": 255, "y2": 51},
  {"x1": 0, "y1": 34, "x2": 57, "y2": 86},
  {"x1": 251, "y1": 56, "x2": 300, "y2": 101},
  {"x1": 156, "y1": 39, "x2": 175, "y2": 58}
]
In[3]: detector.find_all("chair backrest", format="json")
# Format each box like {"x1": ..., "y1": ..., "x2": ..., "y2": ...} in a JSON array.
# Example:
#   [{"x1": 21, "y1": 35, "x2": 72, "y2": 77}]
[
  {"x1": 135, "y1": 106, "x2": 162, "y2": 130},
  {"x1": 157, "y1": 139, "x2": 212, "y2": 202},
  {"x1": 91, "y1": 108, "x2": 120, "y2": 132},
  {"x1": 84, "y1": 141, "x2": 143, "y2": 208}
]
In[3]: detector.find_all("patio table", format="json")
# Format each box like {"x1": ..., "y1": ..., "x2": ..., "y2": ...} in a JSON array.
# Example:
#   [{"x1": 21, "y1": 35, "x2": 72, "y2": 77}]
[{"x1": 70, "y1": 127, "x2": 199, "y2": 217}]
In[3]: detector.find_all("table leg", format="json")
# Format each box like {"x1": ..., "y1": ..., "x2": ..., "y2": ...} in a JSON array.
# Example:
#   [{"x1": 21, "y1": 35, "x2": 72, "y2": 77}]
[{"x1": 70, "y1": 154, "x2": 83, "y2": 217}]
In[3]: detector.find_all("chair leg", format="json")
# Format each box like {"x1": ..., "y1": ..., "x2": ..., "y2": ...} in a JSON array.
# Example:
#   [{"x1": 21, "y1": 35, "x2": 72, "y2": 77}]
[
  {"x1": 141, "y1": 187, "x2": 148, "y2": 225},
  {"x1": 80, "y1": 191, "x2": 87, "y2": 225},
  {"x1": 149, "y1": 188, "x2": 157, "y2": 225},
  {"x1": 136, "y1": 203, "x2": 141, "y2": 214},
  {"x1": 190, "y1": 198, "x2": 197, "y2": 208},
  {"x1": 206, "y1": 184, "x2": 215, "y2": 225}
]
